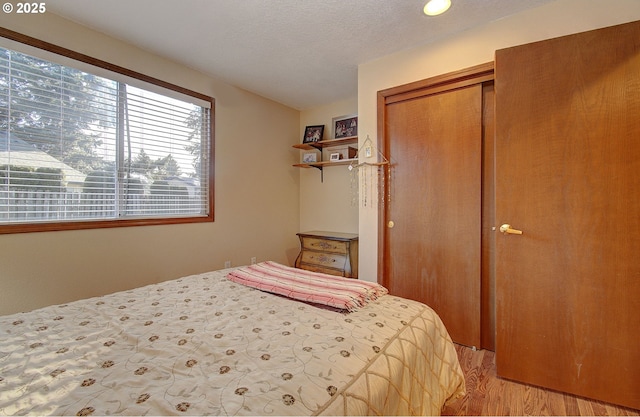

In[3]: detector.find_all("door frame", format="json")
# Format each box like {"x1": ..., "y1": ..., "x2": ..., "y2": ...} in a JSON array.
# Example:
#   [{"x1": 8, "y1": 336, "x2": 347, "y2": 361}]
[{"x1": 376, "y1": 62, "x2": 496, "y2": 348}]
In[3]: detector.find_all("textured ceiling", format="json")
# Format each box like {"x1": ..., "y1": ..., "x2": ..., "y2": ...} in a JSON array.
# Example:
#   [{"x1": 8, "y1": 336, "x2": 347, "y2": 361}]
[{"x1": 48, "y1": 0, "x2": 556, "y2": 110}]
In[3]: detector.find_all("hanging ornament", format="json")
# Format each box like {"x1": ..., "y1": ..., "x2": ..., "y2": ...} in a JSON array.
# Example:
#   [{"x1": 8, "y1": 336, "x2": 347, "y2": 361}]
[{"x1": 347, "y1": 135, "x2": 390, "y2": 208}]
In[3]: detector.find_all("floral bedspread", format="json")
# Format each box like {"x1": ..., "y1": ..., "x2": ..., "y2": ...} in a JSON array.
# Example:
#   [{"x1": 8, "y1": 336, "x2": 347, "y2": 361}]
[{"x1": 0, "y1": 267, "x2": 465, "y2": 416}]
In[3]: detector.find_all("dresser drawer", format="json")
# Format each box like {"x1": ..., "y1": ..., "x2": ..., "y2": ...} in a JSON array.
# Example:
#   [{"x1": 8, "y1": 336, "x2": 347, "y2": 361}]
[
  {"x1": 301, "y1": 237, "x2": 348, "y2": 254},
  {"x1": 300, "y1": 251, "x2": 347, "y2": 270},
  {"x1": 299, "y1": 264, "x2": 346, "y2": 277}
]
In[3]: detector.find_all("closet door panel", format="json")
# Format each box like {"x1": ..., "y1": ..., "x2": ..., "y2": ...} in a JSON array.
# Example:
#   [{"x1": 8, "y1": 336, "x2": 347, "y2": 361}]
[{"x1": 384, "y1": 84, "x2": 482, "y2": 348}]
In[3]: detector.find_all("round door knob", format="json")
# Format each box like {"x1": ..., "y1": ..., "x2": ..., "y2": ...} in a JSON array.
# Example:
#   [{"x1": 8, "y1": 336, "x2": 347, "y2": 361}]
[{"x1": 388, "y1": 220, "x2": 395, "y2": 228}]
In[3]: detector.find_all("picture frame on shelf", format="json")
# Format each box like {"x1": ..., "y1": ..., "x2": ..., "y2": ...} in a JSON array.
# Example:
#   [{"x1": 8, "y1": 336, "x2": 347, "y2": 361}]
[
  {"x1": 332, "y1": 114, "x2": 358, "y2": 139},
  {"x1": 302, "y1": 152, "x2": 317, "y2": 163},
  {"x1": 302, "y1": 125, "x2": 324, "y2": 143},
  {"x1": 329, "y1": 152, "x2": 341, "y2": 161}
]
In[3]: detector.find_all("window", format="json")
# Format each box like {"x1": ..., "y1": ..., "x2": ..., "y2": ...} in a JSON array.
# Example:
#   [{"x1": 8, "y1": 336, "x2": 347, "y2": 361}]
[{"x1": 0, "y1": 31, "x2": 214, "y2": 233}]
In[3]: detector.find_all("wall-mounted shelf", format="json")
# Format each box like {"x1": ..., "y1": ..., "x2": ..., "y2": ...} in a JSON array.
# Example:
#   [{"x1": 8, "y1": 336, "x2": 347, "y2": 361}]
[
  {"x1": 293, "y1": 158, "x2": 358, "y2": 169},
  {"x1": 293, "y1": 136, "x2": 358, "y2": 182},
  {"x1": 293, "y1": 136, "x2": 358, "y2": 172},
  {"x1": 293, "y1": 136, "x2": 358, "y2": 151}
]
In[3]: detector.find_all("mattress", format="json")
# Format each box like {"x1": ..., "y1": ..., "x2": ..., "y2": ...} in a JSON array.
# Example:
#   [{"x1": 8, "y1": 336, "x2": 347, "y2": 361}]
[{"x1": 0, "y1": 266, "x2": 465, "y2": 415}]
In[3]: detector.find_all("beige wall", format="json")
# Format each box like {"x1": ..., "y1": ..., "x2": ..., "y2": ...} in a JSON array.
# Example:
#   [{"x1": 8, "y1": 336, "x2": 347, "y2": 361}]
[
  {"x1": 357, "y1": 0, "x2": 640, "y2": 283},
  {"x1": 0, "y1": 13, "x2": 301, "y2": 315},
  {"x1": 299, "y1": 97, "x2": 358, "y2": 234}
]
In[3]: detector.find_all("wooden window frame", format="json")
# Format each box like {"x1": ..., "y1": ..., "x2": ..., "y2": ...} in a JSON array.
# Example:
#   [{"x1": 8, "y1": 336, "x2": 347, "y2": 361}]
[{"x1": 0, "y1": 28, "x2": 215, "y2": 234}]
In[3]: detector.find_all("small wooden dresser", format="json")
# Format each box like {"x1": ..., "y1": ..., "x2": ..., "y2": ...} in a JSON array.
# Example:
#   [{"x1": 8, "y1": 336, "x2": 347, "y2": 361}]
[{"x1": 295, "y1": 231, "x2": 358, "y2": 278}]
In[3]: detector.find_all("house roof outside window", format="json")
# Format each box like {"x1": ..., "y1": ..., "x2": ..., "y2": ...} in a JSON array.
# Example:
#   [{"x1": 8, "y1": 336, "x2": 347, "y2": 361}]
[{"x1": 0, "y1": 132, "x2": 87, "y2": 190}]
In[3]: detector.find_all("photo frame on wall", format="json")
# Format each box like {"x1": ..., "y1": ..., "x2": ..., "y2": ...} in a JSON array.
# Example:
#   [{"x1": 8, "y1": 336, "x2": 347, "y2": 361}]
[
  {"x1": 302, "y1": 125, "x2": 324, "y2": 143},
  {"x1": 332, "y1": 114, "x2": 358, "y2": 139}
]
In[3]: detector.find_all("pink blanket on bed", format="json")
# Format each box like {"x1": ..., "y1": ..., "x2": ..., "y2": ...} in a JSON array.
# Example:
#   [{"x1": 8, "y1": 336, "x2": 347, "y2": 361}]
[{"x1": 227, "y1": 261, "x2": 388, "y2": 312}]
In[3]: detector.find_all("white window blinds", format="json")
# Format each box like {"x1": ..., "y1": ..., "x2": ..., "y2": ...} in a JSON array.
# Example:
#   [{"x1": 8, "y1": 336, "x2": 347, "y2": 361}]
[{"x1": 0, "y1": 46, "x2": 212, "y2": 225}]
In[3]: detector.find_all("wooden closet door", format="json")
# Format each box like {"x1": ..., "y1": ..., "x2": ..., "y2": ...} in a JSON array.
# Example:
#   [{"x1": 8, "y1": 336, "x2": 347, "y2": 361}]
[
  {"x1": 495, "y1": 20, "x2": 640, "y2": 410},
  {"x1": 382, "y1": 84, "x2": 482, "y2": 348}
]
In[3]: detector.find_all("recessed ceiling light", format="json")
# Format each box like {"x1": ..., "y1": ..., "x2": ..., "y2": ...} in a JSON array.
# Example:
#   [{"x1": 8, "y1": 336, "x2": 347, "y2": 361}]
[{"x1": 423, "y1": 0, "x2": 451, "y2": 16}]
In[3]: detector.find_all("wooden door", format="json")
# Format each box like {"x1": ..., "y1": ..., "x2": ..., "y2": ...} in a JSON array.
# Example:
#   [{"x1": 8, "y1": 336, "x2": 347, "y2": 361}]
[
  {"x1": 495, "y1": 20, "x2": 640, "y2": 410},
  {"x1": 380, "y1": 71, "x2": 488, "y2": 348}
]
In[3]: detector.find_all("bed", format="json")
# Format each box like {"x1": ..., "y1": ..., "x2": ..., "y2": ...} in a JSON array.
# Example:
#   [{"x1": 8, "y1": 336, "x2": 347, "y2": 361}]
[{"x1": 0, "y1": 262, "x2": 465, "y2": 416}]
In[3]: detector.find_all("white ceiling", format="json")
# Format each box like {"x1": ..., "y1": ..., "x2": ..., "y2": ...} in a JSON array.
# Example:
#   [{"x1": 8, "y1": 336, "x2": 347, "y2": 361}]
[{"x1": 48, "y1": 0, "x2": 556, "y2": 110}]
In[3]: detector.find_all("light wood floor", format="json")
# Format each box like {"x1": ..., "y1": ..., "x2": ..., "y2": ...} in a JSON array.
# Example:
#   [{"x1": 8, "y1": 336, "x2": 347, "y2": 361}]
[{"x1": 442, "y1": 344, "x2": 639, "y2": 416}]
